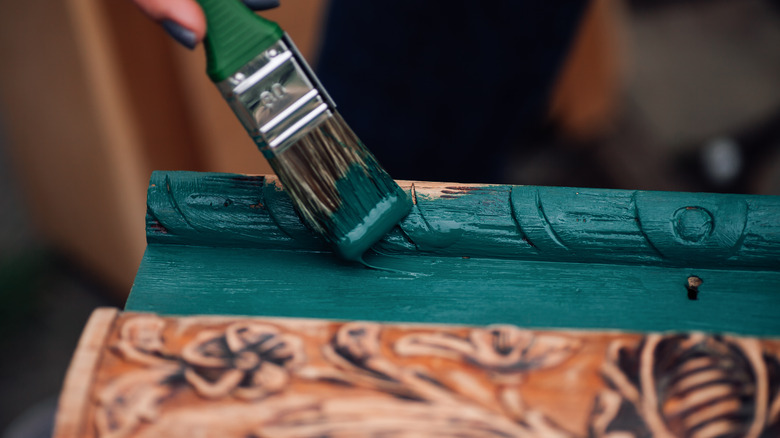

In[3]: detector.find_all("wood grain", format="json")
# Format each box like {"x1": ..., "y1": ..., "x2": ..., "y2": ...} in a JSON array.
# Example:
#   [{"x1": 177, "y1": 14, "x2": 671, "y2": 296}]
[
  {"x1": 144, "y1": 171, "x2": 780, "y2": 268},
  {"x1": 128, "y1": 171, "x2": 780, "y2": 336},
  {"x1": 54, "y1": 308, "x2": 780, "y2": 437}
]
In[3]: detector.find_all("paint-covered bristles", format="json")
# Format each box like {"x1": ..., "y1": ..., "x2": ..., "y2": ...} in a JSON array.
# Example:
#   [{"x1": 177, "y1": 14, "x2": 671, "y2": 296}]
[{"x1": 267, "y1": 113, "x2": 412, "y2": 261}]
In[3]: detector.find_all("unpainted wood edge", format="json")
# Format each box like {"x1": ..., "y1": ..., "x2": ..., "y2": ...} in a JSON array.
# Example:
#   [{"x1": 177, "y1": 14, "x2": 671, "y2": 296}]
[
  {"x1": 261, "y1": 175, "x2": 497, "y2": 202},
  {"x1": 393, "y1": 180, "x2": 498, "y2": 188},
  {"x1": 53, "y1": 307, "x2": 119, "y2": 438},
  {"x1": 257, "y1": 174, "x2": 495, "y2": 189}
]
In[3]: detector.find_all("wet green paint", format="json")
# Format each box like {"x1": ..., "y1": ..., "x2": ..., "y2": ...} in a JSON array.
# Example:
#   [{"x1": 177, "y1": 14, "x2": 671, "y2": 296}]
[
  {"x1": 131, "y1": 171, "x2": 780, "y2": 335},
  {"x1": 260, "y1": 116, "x2": 412, "y2": 262},
  {"x1": 329, "y1": 164, "x2": 411, "y2": 261}
]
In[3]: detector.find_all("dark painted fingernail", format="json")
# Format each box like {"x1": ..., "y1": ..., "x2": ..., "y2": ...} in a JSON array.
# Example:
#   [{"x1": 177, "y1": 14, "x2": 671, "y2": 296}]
[
  {"x1": 162, "y1": 19, "x2": 197, "y2": 50},
  {"x1": 243, "y1": 0, "x2": 280, "y2": 11}
]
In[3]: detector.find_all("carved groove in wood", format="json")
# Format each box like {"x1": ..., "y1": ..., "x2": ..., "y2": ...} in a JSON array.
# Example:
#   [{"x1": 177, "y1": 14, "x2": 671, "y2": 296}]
[{"x1": 56, "y1": 310, "x2": 780, "y2": 437}]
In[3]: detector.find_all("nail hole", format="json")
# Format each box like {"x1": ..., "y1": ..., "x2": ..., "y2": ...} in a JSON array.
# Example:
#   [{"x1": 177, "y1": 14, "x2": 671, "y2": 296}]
[{"x1": 686, "y1": 276, "x2": 703, "y2": 300}]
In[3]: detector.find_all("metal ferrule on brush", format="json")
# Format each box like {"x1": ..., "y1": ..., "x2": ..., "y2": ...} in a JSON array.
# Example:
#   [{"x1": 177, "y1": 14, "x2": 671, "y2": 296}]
[{"x1": 217, "y1": 35, "x2": 336, "y2": 156}]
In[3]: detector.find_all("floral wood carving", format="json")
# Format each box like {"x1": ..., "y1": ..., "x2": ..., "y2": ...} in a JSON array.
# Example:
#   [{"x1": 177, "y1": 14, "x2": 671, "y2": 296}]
[
  {"x1": 180, "y1": 323, "x2": 304, "y2": 400},
  {"x1": 69, "y1": 312, "x2": 780, "y2": 438}
]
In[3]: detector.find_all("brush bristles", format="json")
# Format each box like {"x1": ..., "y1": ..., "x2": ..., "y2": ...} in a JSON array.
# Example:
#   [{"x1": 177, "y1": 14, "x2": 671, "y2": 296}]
[{"x1": 266, "y1": 113, "x2": 407, "y2": 247}]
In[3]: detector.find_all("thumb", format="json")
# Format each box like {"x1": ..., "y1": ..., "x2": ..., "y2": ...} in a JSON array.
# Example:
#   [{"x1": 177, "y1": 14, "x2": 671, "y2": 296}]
[{"x1": 133, "y1": 0, "x2": 206, "y2": 49}]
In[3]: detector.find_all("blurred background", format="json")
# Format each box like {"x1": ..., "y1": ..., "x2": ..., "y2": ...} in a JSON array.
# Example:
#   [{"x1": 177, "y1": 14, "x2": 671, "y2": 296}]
[{"x1": 1, "y1": 0, "x2": 779, "y2": 435}]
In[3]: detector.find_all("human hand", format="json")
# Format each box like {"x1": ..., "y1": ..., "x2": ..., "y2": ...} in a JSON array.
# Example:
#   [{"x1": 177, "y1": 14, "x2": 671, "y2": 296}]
[{"x1": 132, "y1": 0, "x2": 280, "y2": 49}]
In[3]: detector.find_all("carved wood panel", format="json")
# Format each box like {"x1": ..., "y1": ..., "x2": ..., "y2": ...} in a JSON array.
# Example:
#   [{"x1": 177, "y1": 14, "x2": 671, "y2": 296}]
[
  {"x1": 54, "y1": 308, "x2": 780, "y2": 437},
  {"x1": 144, "y1": 172, "x2": 780, "y2": 269}
]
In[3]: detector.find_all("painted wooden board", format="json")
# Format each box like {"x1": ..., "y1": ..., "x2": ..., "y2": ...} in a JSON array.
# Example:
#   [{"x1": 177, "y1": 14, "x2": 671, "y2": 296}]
[
  {"x1": 127, "y1": 172, "x2": 780, "y2": 336},
  {"x1": 140, "y1": 172, "x2": 780, "y2": 268},
  {"x1": 54, "y1": 308, "x2": 780, "y2": 438}
]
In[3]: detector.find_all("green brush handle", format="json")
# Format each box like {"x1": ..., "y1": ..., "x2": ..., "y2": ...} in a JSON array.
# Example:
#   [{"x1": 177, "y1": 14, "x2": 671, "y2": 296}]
[{"x1": 196, "y1": 0, "x2": 283, "y2": 82}]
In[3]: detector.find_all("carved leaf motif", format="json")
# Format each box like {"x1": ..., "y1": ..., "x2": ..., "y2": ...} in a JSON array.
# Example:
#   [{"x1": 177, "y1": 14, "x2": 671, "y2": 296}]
[
  {"x1": 113, "y1": 316, "x2": 174, "y2": 366},
  {"x1": 317, "y1": 322, "x2": 455, "y2": 403},
  {"x1": 331, "y1": 321, "x2": 383, "y2": 366},
  {"x1": 595, "y1": 334, "x2": 780, "y2": 438},
  {"x1": 395, "y1": 325, "x2": 580, "y2": 374},
  {"x1": 98, "y1": 318, "x2": 311, "y2": 438},
  {"x1": 95, "y1": 367, "x2": 178, "y2": 438},
  {"x1": 310, "y1": 322, "x2": 578, "y2": 437}
]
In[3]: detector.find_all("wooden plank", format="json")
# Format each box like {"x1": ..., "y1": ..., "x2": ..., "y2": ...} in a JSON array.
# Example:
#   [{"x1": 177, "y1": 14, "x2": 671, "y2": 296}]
[
  {"x1": 54, "y1": 308, "x2": 780, "y2": 437},
  {"x1": 141, "y1": 172, "x2": 780, "y2": 268},
  {"x1": 128, "y1": 244, "x2": 780, "y2": 335},
  {"x1": 127, "y1": 171, "x2": 780, "y2": 336}
]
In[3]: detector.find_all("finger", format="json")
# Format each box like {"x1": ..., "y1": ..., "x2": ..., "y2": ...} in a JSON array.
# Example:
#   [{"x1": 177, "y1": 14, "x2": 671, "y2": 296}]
[
  {"x1": 242, "y1": 0, "x2": 280, "y2": 11},
  {"x1": 161, "y1": 20, "x2": 198, "y2": 50},
  {"x1": 132, "y1": 0, "x2": 207, "y2": 44}
]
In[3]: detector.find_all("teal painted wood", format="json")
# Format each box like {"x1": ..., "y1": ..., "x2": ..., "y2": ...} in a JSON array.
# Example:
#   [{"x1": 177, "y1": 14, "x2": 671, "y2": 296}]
[
  {"x1": 144, "y1": 171, "x2": 780, "y2": 268},
  {"x1": 127, "y1": 245, "x2": 780, "y2": 336},
  {"x1": 129, "y1": 171, "x2": 780, "y2": 336}
]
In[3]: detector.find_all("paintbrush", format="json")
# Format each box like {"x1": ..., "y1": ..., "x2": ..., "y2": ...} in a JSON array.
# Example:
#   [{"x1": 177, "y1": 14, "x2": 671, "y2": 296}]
[{"x1": 194, "y1": 0, "x2": 411, "y2": 261}]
